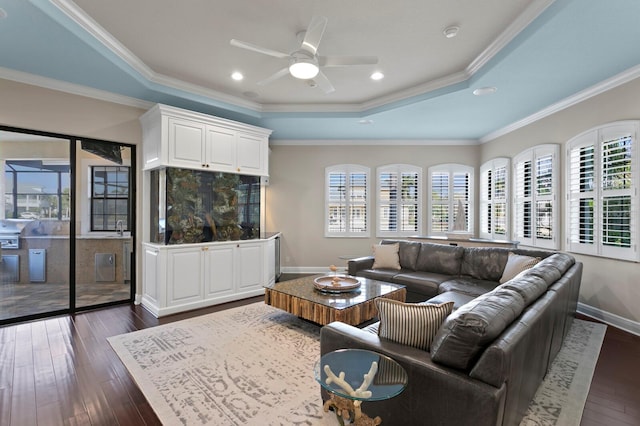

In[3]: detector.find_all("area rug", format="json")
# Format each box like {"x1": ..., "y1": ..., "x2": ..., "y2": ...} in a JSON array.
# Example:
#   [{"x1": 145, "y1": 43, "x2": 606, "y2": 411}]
[{"x1": 108, "y1": 303, "x2": 606, "y2": 426}]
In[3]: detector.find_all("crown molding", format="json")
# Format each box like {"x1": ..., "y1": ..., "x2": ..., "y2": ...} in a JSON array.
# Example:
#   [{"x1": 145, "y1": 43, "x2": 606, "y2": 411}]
[
  {"x1": 480, "y1": 64, "x2": 640, "y2": 143},
  {"x1": 270, "y1": 138, "x2": 479, "y2": 146},
  {"x1": 47, "y1": 0, "x2": 554, "y2": 116},
  {"x1": 466, "y1": 0, "x2": 555, "y2": 76},
  {"x1": 0, "y1": 66, "x2": 153, "y2": 109},
  {"x1": 49, "y1": 0, "x2": 263, "y2": 113}
]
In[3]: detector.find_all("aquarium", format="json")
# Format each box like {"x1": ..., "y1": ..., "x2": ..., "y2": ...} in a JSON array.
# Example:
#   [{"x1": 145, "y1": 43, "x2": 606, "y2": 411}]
[{"x1": 149, "y1": 168, "x2": 261, "y2": 244}]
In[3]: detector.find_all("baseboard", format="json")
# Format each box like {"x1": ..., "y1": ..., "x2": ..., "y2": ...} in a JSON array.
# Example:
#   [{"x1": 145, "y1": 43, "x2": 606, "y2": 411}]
[
  {"x1": 577, "y1": 302, "x2": 640, "y2": 337},
  {"x1": 281, "y1": 266, "x2": 335, "y2": 274}
]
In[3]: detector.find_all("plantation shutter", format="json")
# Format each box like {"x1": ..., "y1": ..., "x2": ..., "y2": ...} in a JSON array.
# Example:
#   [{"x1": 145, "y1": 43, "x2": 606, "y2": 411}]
[
  {"x1": 480, "y1": 158, "x2": 510, "y2": 240},
  {"x1": 566, "y1": 122, "x2": 638, "y2": 261},
  {"x1": 428, "y1": 164, "x2": 474, "y2": 236},
  {"x1": 514, "y1": 144, "x2": 559, "y2": 249},
  {"x1": 378, "y1": 165, "x2": 421, "y2": 237},
  {"x1": 326, "y1": 165, "x2": 370, "y2": 237}
]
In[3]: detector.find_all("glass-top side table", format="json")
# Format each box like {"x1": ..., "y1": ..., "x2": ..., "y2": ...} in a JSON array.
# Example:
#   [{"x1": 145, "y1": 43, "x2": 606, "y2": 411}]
[{"x1": 314, "y1": 349, "x2": 408, "y2": 425}]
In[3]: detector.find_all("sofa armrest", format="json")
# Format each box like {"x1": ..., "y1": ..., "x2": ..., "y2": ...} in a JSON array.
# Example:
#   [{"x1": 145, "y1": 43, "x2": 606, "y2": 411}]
[
  {"x1": 320, "y1": 322, "x2": 506, "y2": 426},
  {"x1": 347, "y1": 256, "x2": 374, "y2": 275}
]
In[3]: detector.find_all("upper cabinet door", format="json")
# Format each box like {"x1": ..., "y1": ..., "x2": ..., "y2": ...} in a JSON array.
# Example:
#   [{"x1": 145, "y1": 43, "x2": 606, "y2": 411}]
[
  {"x1": 168, "y1": 117, "x2": 207, "y2": 169},
  {"x1": 140, "y1": 104, "x2": 272, "y2": 175},
  {"x1": 206, "y1": 125, "x2": 236, "y2": 173},
  {"x1": 237, "y1": 133, "x2": 267, "y2": 175}
]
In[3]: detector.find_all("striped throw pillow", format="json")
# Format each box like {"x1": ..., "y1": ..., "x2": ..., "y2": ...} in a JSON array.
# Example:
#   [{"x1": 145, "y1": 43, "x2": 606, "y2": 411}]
[{"x1": 375, "y1": 299, "x2": 454, "y2": 351}]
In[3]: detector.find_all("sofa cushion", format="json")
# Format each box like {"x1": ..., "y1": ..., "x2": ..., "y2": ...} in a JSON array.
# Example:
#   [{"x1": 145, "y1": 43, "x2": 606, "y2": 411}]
[
  {"x1": 499, "y1": 274, "x2": 549, "y2": 306},
  {"x1": 415, "y1": 243, "x2": 465, "y2": 276},
  {"x1": 461, "y1": 248, "x2": 510, "y2": 281},
  {"x1": 499, "y1": 252, "x2": 541, "y2": 283},
  {"x1": 391, "y1": 271, "x2": 451, "y2": 297},
  {"x1": 537, "y1": 253, "x2": 575, "y2": 275},
  {"x1": 356, "y1": 268, "x2": 403, "y2": 282},
  {"x1": 430, "y1": 288, "x2": 526, "y2": 370},
  {"x1": 426, "y1": 291, "x2": 476, "y2": 310},
  {"x1": 382, "y1": 240, "x2": 422, "y2": 271},
  {"x1": 376, "y1": 298, "x2": 454, "y2": 351},
  {"x1": 372, "y1": 243, "x2": 401, "y2": 270},
  {"x1": 438, "y1": 277, "x2": 499, "y2": 297}
]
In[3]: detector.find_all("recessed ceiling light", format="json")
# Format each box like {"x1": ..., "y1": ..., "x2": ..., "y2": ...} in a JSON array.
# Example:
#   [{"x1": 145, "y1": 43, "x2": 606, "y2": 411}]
[
  {"x1": 0, "y1": 8, "x2": 7, "y2": 19},
  {"x1": 473, "y1": 86, "x2": 497, "y2": 96},
  {"x1": 358, "y1": 119, "x2": 374, "y2": 125},
  {"x1": 370, "y1": 72, "x2": 384, "y2": 81},
  {"x1": 443, "y1": 26, "x2": 459, "y2": 39},
  {"x1": 231, "y1": 72, "x2": 244, "y2": 81}
]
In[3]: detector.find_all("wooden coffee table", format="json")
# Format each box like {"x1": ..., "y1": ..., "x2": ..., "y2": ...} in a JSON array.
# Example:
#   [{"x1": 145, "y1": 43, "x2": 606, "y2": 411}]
[{"x1": 264, "y1": 275, "x2": 406, "y2": 326}]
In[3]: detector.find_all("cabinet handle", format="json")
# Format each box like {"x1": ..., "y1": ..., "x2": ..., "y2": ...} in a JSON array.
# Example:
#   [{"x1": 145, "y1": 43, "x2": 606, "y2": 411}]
[
  {"x1": 237, "y1": 244, "x2": 240, "y2": 248},
  {"x1": 202, "y1": 247, "x2": 209, "y2": 251},
  {"x1": 237, "y1": 167, "x2": 240, "y2": 172},
  {"x1": 202, "y1": 164, "x2": 206, "y2": 168}
]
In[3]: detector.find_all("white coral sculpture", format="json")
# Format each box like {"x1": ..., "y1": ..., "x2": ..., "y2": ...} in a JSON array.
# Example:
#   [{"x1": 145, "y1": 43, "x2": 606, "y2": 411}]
[{"x1": 324, "y1": 361, "x2": 378, "y2": 398}]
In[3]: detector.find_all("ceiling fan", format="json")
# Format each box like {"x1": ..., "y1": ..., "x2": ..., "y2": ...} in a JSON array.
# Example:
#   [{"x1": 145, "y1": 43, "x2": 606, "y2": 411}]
[{"x1": 230, "y1": 16, "x2": 378, "y2": 94}]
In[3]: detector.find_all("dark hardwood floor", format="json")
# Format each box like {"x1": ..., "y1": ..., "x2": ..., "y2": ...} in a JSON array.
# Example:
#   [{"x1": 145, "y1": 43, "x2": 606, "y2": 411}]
[{"x1": 0, "y1": 296, "x2": 638, "y2": 425}]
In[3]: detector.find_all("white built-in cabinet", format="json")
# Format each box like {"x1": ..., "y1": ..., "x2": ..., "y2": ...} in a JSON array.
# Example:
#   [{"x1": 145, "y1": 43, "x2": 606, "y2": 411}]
[
  {"x1": 141, "y1": 238, "x2": 277, "y2": 317},
  {"x1": 139, "y1": 104, "x2": 277, "y2": 317},
  {"x1": 140, "y1": 104, "x2": 271, "y2": 175}
]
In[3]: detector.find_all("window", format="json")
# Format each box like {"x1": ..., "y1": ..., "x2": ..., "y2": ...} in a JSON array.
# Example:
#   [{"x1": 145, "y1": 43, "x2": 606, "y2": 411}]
[
  {"x1": 3, "y1": 160, "x2": 70, "y2": 220},
  {"x1": 325, "y1": 164, "x2": 370, "y2": 237},
  {"x1": 480, "y1": 158, "x2": 510, "y2": 240},
  {"x1": 91, "y1": 166, "x2": 130, "y2": 231},
  {"x1": 513, "y1": 144, "x2": 559, "y2": 249},
  {"x1": 428, "y1": 164, "x2": 473, "y2": 235},
  {"x1": 377, "y1": 164, "x2": 422, "y2": 237},
  {"x1": 566, "y1": 121, "x2": 639, "y2": 261}
]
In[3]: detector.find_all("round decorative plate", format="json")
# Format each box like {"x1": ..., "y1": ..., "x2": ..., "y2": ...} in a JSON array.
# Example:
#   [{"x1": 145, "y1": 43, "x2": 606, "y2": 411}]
[{"x1": 313, "y1": 275, "x2": 361, "y2": 293}]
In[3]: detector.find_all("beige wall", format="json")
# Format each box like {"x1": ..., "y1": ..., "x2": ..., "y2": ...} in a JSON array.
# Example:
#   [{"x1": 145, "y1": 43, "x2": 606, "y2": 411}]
[
  {"x1": 481, "y1": 76, "x2": 640, "y2": 325},
  {"x1": 0, "y1": 79, "x2": 144, "y2": 143},
  {"x1": 267, "y1": 144, "x2": 480, "y2": 271}
]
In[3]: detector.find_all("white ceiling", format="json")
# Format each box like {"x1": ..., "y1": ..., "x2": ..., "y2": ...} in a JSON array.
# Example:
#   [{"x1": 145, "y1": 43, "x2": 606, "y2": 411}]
[{"x1": 71, "y1": 0, "x2": 538, "y2": 108}]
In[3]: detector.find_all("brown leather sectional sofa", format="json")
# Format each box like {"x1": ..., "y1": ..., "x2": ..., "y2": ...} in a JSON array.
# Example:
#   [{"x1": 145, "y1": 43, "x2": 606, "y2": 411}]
[{"x1": 320, "y1": 240, "x2": 582, "y2": 425}]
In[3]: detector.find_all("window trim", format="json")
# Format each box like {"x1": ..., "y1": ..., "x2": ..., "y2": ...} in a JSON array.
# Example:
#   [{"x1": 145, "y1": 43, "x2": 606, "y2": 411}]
[
  {"x1": 565, "y1": 121, "x2": 639, "y2": 262},
  {"x1": 512, "y1": 144, "x2": 560, "y2": 249},
  {"x1": 427, "y1": 164, "x2": 474, "y2": 236},
  {"x1": 376, "y1": 164, "x2": 422, "y2": 238},
  {"x1": 325, "y1": 164, "x2": 371, "y2": 238},
  {"x1": 480, "y1": 158, "x2": 511, "y2": 240}
]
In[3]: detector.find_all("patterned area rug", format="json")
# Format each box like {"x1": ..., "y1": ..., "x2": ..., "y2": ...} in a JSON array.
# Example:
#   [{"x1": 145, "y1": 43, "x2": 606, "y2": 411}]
[{"x1": 108, "y1": 303, "x2": 606, "y2": 426}]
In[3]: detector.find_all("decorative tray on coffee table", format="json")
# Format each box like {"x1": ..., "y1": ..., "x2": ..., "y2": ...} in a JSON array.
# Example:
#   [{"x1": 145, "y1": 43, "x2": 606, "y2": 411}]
[{"x1": 313, "y1": 275, "x2": 362, "y2": 293}]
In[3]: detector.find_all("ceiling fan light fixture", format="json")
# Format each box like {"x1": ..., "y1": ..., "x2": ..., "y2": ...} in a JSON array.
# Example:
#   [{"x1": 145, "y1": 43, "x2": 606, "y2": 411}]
[{"x1": 289, "y1": 59, "x2": 319, "y2": 80}]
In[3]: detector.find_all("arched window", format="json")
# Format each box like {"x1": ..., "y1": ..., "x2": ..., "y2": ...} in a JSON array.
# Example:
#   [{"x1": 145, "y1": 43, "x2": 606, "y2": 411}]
[
  {"x1": 428, "y1": 164, "x2": 474, "y2": 236},
  {"x1": 566, "y1": 121, "x2": 639, "y2": 261},
  {"x1": 513, "y1": 144, "x2": 559, "y2": 249},
  {"x1": 325, "y1": 164, "x2": 370, "y2": 237},
  {"x1": 376, "y1": 164, "x2": 422, "y2": 237}
]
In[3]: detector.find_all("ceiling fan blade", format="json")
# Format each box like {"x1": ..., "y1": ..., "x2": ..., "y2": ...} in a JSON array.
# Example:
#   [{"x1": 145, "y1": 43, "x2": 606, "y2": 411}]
[
  {"x1": 230, "y1": 39, "x2": 290, "y2": 59},
  {"x1": 301, "y1": 16, "x2": 328, "y2": 55},
  {"x1": 257, "y1": 67, "x2": 290, "y2": 86},
  {"x1": 313, "y1": 71, "x2": 335, "y2": 94},
  {"x1": 319, "y1": 56, "x2": 379, "y2": 67}
]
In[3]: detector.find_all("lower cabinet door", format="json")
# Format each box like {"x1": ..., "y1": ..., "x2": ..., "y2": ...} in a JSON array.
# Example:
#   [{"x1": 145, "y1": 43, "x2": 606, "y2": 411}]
[
  {"x1": 205, "y1": 245, "x2": 235, "y2": 298},
  {"x1": 166, "y1": 247, "x2": 203, "y2": 306},
  {"x1": 236, "y1": 243, "x2": 264, "y2": 291}
]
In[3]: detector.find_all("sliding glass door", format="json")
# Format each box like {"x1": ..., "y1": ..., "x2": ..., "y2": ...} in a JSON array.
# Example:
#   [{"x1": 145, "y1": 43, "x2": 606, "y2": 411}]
[{"x1": 0, "y1": 128, "x2": 135, "y2": 325}]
